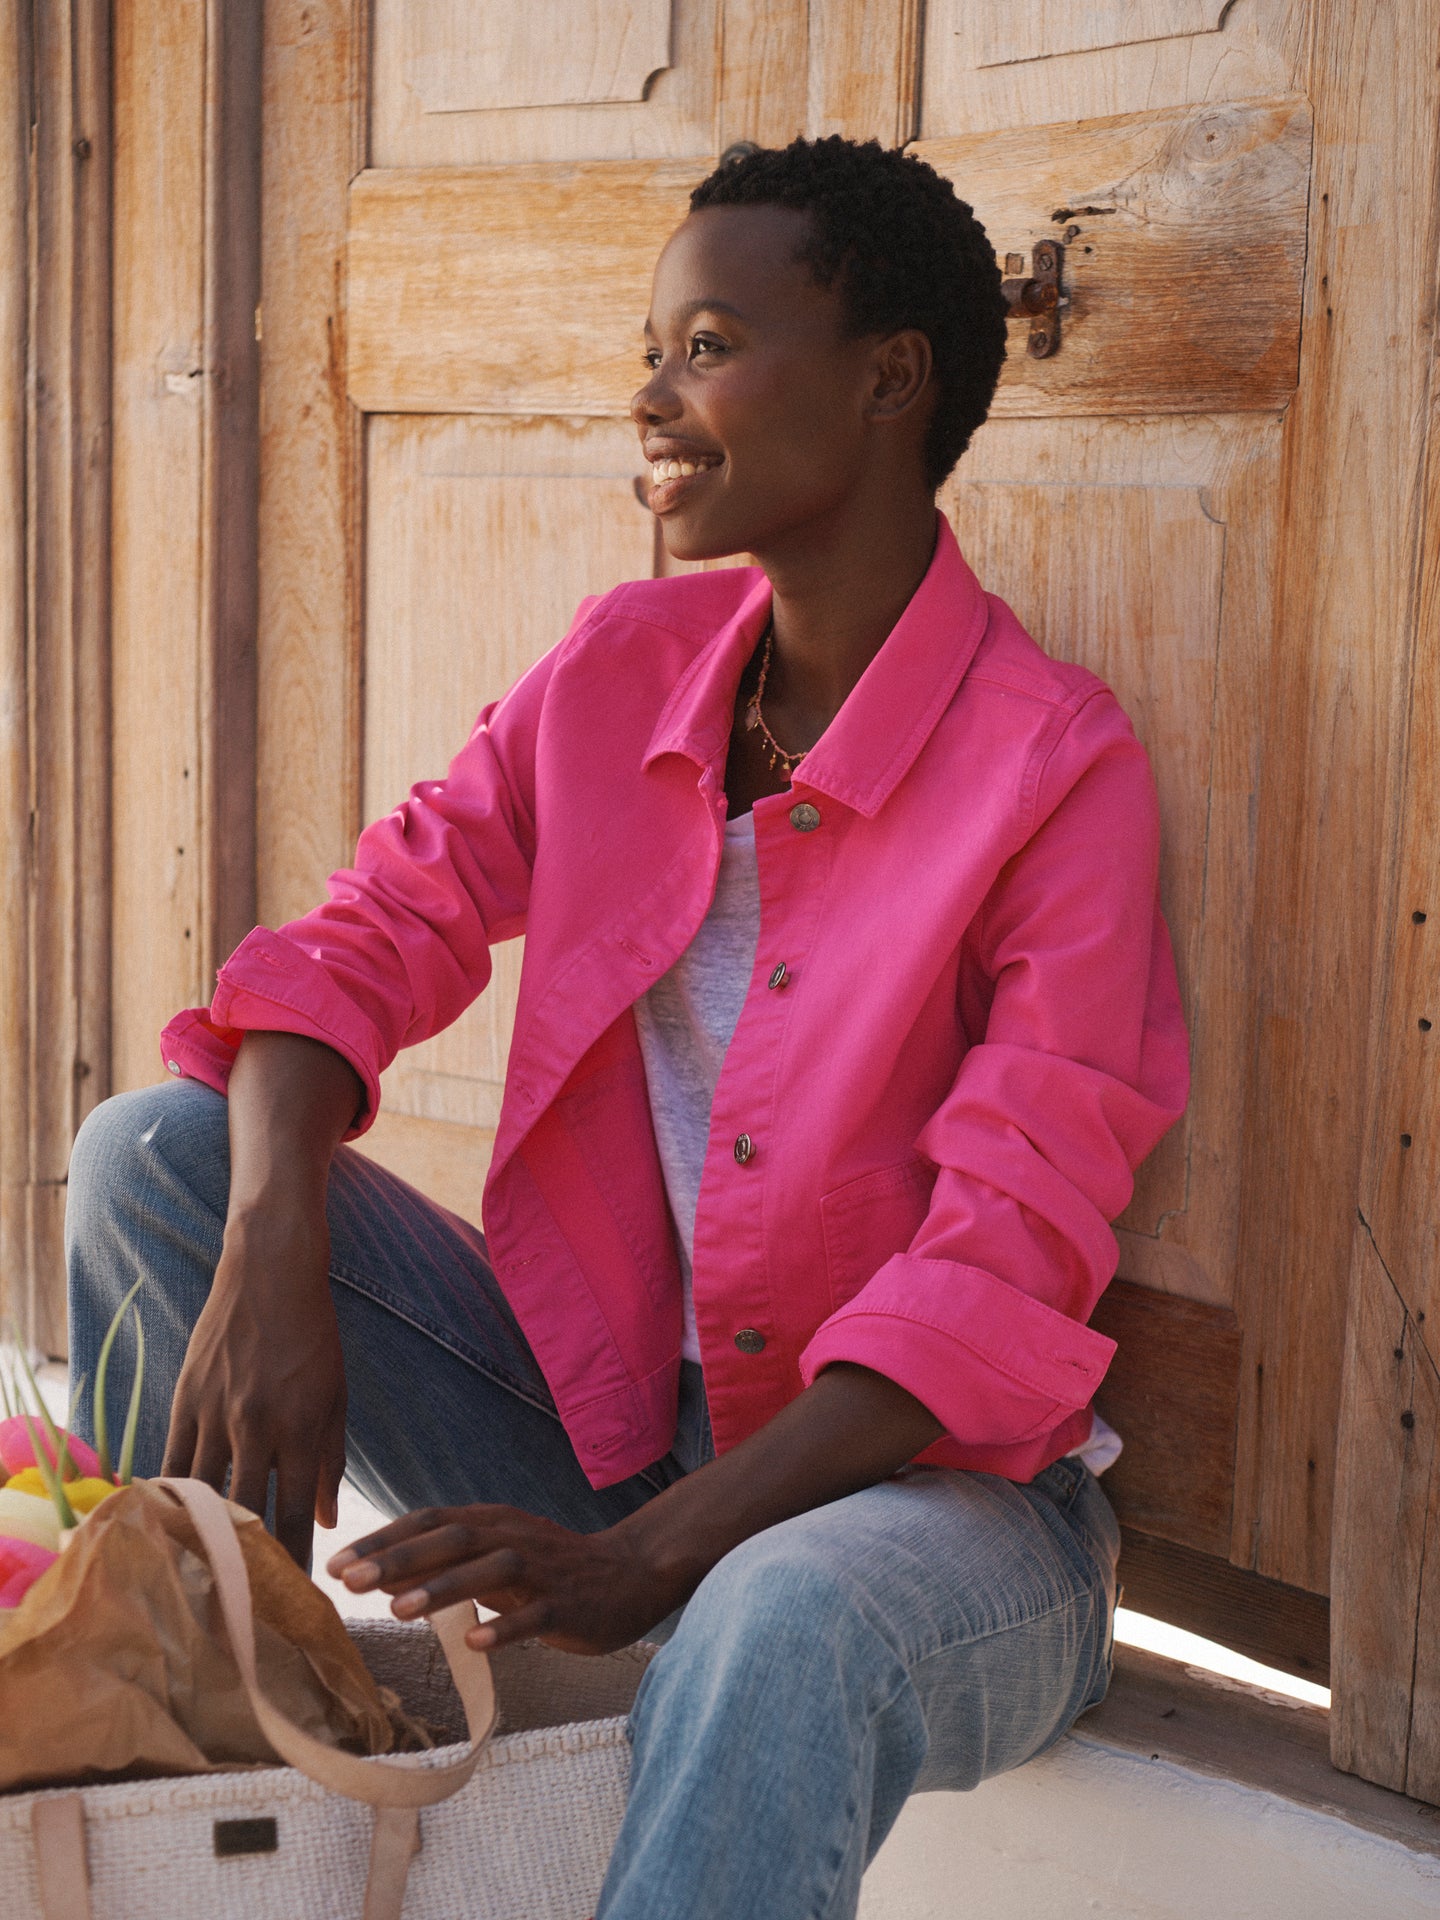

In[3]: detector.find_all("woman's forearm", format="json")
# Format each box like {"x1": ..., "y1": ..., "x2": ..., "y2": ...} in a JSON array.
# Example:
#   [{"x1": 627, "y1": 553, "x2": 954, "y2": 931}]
[
  {"x1": 614, "y1": 1362, "x2": 944, "y2": 1600},
  {"x1": 225, "y1": 1030, "x2": 364, "y2": 1222}
]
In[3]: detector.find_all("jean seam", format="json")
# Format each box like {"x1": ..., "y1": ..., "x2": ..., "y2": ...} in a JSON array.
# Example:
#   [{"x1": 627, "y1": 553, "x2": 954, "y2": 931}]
[{"x1": 327, "y1": 1265, "x2": 560, "y2": 1419}]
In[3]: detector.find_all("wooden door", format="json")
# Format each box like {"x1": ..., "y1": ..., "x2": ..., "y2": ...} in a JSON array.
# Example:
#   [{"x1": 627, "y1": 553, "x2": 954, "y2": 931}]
[{"x1": 234, "y1": 0, "x2": 1440, "y2": 1778}]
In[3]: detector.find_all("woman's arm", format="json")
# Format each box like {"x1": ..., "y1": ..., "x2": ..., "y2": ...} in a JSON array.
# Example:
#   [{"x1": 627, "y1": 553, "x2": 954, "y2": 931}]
[
  {"x1": 161, "y1": 1031, "x2": 363, "y2": 1565},
  {"x1": 329, "y1": 1362, "x2": 942, "y2": 1653}
]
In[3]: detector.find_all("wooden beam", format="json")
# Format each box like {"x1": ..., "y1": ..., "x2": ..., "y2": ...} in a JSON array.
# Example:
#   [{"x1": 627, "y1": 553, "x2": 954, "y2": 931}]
[
  {"x1": 0, "y1": 1, "x2": 112, "y2": 1354},
  {"x1": 914, "y1": 96, "x2": 1311, "y2": 418},
  {"x1": 199, "y1": 0, "x2": 261, "y2": 985},
  {"x1": 0, "y1": 0, "x2": 30, "y2": 1343},
  {"x1": 111, "y1": 0, "x2": 262, "y2": 1101},
  {"x1": 346, "y1": 163, "x2": 695, "y2": 418},
  {"x1": 1091, "y1": 1281, "x2": 1241, "y2": 1558},
  {"x1": 1118, "y1": 1529, "x2": 1331, "y2": 1687},
  {"x1": 256, "y1": 0, "x2": 368, "y2": 927}
]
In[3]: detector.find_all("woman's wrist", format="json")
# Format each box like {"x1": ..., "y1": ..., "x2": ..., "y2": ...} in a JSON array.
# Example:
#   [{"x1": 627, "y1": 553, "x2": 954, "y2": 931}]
[{"x1": 609, "y1": 1363, "x2": 945, "y2": 1608}]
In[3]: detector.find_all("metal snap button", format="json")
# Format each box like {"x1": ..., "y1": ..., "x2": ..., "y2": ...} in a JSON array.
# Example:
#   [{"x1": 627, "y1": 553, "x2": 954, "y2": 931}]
[
  {"x1": 733, "y1": 1133, "x2": 754, "y2": 1164},
  {"x1": 734, "y1": 1328, "x2": 766, "y2": 1354},
  {"x1": 789, "y1": 802, "x2": 821, "y2": 833},
  {"x1": 767, "y1": 962, "x2": 789, "y2": 990}
]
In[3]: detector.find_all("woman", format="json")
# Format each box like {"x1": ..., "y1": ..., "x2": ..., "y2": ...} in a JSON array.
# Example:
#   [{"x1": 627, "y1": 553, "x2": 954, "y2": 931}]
[{"x1": 69, "y1": 138, "x2": 1187, "y2": 1917}]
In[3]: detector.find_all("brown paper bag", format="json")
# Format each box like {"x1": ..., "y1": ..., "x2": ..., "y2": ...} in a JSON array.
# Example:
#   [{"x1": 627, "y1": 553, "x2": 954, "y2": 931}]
[{"x1": 0, "y1": 1477, "x2": 423, "y2": 1792}]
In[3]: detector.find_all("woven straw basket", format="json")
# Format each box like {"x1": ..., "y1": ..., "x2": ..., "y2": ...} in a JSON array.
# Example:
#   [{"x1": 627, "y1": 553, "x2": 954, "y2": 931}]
[{"x1": 0, "y1": 1481, "x2": 657, "y2": 1920}]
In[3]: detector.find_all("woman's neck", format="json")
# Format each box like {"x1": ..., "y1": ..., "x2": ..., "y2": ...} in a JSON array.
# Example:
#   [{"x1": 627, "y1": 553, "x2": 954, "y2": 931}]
[{"x1": 759, "y1": 493, "x2": 939, "y2": 726}]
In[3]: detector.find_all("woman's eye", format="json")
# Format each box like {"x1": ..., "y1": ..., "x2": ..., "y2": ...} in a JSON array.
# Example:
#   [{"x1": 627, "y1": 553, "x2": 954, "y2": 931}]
[
  {"x1": 691, "y1": 335, "x2": 725, "y2": 358},
  {"x1": 641, "y1": 349, "x2": 662, "y2": 370}
]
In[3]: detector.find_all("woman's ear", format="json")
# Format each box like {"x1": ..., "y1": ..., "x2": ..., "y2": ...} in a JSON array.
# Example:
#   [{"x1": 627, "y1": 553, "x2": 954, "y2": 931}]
[{"x1": 866, "y1": 329, "x2": 933, "y2": 421}]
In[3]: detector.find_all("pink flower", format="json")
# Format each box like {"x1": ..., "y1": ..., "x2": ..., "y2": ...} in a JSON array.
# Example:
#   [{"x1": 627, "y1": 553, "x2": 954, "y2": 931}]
[
  {"x1": 0, "y1": 1416, "x2": 102, "y2": 1481},
  {"x1": 0, "y1": 1533, "x2": 59, "y2": 1607}
]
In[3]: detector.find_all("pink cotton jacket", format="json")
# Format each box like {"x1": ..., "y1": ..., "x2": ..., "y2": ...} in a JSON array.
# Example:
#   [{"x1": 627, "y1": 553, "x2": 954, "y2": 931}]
[{"x1": 162, "y1": 516, "x2": 1189, "y2": 1490}]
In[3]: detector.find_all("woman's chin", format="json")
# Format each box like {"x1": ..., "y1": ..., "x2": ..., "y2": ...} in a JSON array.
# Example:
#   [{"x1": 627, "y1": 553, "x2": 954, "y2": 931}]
[{"x1": 657, "y1": 519, "x2": 751, "y2": 567}]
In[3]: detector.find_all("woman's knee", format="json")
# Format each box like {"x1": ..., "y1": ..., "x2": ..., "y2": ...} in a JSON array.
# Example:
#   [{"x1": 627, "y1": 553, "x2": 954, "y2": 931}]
[{"x1": 66, "y1": 1079, "x2": 230, "y2": 1253}]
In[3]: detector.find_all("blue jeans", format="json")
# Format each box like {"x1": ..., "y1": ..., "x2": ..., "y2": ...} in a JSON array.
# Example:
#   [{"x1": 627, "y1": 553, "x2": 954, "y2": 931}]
[{"x1": 67, "y1": 1080, "x2": 1119, "y2": 1920}]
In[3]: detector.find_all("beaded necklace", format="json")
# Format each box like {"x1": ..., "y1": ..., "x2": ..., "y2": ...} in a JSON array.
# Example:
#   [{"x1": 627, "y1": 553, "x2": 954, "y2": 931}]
[{"x1": 743, "y1": 620, "x2": 808, "y2": 775}]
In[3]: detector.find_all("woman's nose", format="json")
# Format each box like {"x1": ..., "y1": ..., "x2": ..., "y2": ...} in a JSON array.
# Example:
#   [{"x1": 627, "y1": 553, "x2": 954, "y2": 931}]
[{"x1": 631, "y1": 364, "x2": 679, "y2": 430}]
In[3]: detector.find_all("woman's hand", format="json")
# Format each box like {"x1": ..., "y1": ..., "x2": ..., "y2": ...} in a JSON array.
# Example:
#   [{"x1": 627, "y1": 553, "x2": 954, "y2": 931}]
[
  {"x1": 329, "y1": 1364, "x2": 945, "y2": 1653},
  {"x1": 161, "y1": 1031, "x2": 364, "y2": 1566},
  {"x1": 162, "y1": 1203, "x2": 348, "y2": 1566},
  {"x1": 327, "y1": 1507, "x2": 687, "y2": 1656}
]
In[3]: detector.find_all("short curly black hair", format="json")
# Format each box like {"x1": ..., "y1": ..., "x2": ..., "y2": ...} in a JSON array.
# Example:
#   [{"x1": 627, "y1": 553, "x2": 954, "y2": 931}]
[{"x1": 689, "y1": 136, "x2": 1007, "y2": 491}]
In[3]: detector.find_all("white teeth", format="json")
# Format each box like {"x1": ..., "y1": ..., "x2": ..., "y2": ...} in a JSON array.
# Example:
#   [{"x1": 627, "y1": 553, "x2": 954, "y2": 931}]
[{"x1": 650, "y1": 457, "x2": 717, "y2": 484}]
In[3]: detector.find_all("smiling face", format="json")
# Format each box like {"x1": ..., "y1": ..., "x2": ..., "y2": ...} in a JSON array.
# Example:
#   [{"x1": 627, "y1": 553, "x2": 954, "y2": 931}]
[{"x1": 633, "y1": 205, "x2": 931, "y2": 565}]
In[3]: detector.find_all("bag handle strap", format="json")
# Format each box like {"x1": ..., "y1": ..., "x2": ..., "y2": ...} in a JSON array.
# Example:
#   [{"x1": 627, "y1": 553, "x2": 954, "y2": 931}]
[{"x1": 155, "y1": 1477, "x2": 498, "y2": 1809}]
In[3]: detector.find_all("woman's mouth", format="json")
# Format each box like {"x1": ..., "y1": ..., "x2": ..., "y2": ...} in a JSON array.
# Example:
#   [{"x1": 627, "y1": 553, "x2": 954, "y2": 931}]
[{"x1": 647, "y1": 455, "x2": 723, "y2": 510}]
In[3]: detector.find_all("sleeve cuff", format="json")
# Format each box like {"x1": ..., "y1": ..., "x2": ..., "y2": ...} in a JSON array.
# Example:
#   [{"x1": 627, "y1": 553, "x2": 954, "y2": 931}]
[
  {"x1": 798, "y1": 1253, "x2": 1116, "y2": 1452},
  {"x1": 159, "y1": 926, "x2": 386, "y2": 1136}
]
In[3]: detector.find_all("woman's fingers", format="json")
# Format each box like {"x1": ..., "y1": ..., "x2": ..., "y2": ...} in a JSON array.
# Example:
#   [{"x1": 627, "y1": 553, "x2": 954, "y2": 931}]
[
  {"x1": 341, "y1": 1519, "x2": 492, "y2": 1592},
  {"x1": 389, "y1": 1545, "x2": 526, "y2": 1617},
  {"x1": 466, "y1": 1601, "x2": 551, "y2": 1651},
  {"x1": 159, "y1": 1404, "x2": 199, "y2": 1479},
  {"x1": 275, "y1": 1453, "x2": 321, "y2": 1568}
]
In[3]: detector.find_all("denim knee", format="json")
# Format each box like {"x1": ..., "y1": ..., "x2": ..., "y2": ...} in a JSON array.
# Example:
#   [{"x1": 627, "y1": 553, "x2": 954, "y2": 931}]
[{"x1": 68, "y1": 1082, "x2": 217, "y2": 1238}]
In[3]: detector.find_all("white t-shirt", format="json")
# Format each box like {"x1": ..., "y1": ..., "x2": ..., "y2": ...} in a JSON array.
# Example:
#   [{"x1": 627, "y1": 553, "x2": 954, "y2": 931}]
[{"x1": 631, "y1": 808, "x2": 1121, "y2": 1476}]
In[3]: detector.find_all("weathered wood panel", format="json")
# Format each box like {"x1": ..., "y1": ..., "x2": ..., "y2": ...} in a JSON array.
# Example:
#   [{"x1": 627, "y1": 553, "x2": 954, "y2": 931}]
[
  {"x1": 1332, "y1": 1227, "x2": 1440, "y2": 1800},
  {"x1": 715, "y1": 0, "x2": 807, "y2": 151},
  {"x1": 921, "y1": 0, "x2": 1304, "y2": 137},
  {"x1": 403, "y1": 0, "x2": 675, "y2": 114},
  {"x1": 0, "y1": 0, "x2": 30, "y2": 1341},
  {"x1": 350, "y1": 103, "x2": 1311, "y2": 423},
  {"x1": 256, "y1": 0, "x2": 368, "y2": 930},
  {"x1": 1117, "y1": 1532, "x2": 1331, "y2": 1686},
  {"x1": 915, "y1": 97, "x2": 1312, "y2": 418},
  {"x1": 0, "y1": 2, "x2": 113, "y2": 1352},
  {"x1": 402, "y1": 0, "x2": 673, "y2": 114},
  {"x1": 110, "y1": 0, "x2": 208, "y2": 1096},
  {"x1": 362, "y1": 416, "x2": 656, "y2": 1167},
  {"x1": 978, "y1": 0, "x2": 1230, "y2": 70},
  {"x1": 1092, "y1": 1283, "x2": 1241, "y2": 1555},
  {"x1": 1230, "y1": 0, "x2": 1440, "y2": 1601},
  {"x1": 347, "y1": 164, "x2": 693, "y2": 418},
  {"x1": 371, "y1": 0, "x2": 716, "y2": 168},
  {"x1": 199, "y1": 0, "x2": 261, "y2": 990},
  {"x1": 809, "y1": 0, "x2": 922, "y2": 145},
  {"x1": 946, "y1": 414, "x2": 1280, "y2": 1315}
]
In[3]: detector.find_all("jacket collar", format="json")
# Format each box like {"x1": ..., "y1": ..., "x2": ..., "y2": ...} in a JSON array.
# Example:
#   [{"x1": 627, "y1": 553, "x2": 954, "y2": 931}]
[{"x1": 642, "y1": 514, "x2": 990, "y2": 818}]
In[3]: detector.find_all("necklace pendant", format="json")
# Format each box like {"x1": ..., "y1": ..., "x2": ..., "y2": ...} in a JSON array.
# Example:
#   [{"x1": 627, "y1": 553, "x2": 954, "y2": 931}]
[{"x1": 745, "y1": 699, "x2": 761, "y2": 733}]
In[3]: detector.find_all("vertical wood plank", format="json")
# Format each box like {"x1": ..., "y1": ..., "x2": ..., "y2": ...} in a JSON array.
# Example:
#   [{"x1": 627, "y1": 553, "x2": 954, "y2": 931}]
[
  {"x1": 199, "y1": 0, "x2": 260, "y2": 983},
  {"x1": 256, "y1": 0, "x2": 367, "y2": 928},
  {"x1": 716, "y1": 0, "x2": 807, "y2": 151},
  {"x1": 1331, "y1": 1225, "x2": 1440, "y2": 1800},
  {"x1": 0, "y1": 0, "x2": 29, "y2": 1339},
  {"x1": 110, "y1": 0, "x2": 207, "y2": 1094},
  {"x1": 809, "y1": 0, "x2": 923, "y2": 145},
  {"x1": 1230, "y1": 0, "x2": 1440, "y2": 1592},
  {"x1": 17, "y1": 1, "x2": 112, "y2": 1352}
]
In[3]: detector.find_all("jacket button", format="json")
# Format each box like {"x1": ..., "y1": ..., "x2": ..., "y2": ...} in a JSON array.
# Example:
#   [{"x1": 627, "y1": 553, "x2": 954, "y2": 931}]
[
  {"x1": 767, "y1": 962, "x2": 789, "y2": 990},
  {"x1": 789, "y1": 802, "x2": 821, "y2": 832},
  {"x1": 733, "y1": 1132, "x2": 754, "y2": 1164},
  {"x1": 734, "y1": 1328, "x2": 766, "y2": 1354}
]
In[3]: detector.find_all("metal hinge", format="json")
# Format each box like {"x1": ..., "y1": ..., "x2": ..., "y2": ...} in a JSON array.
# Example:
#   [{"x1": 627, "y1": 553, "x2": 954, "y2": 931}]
[{"x1": 1001, "y1": 242, "x2": 1065, "y2": 359}]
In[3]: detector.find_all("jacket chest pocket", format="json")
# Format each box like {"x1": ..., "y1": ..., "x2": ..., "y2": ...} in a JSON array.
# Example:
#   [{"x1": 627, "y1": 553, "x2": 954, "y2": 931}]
[{"x1": 820, "y1": 1160, "x2": 936, "y2": 1313}]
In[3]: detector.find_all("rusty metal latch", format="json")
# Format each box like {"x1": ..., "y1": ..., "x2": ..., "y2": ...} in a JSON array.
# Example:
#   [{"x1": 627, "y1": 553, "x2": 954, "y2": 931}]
[{"x1": 1001, "y1": 242, "x2": 1065, "y2": 358}]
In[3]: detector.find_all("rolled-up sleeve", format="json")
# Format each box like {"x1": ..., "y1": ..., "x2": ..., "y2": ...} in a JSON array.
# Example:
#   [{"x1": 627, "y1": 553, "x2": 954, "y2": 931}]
[
  {"x1": 799, "y1": 688, "x2": 1190, "y2": 1456},
  {"x1": 159, "y1": 604, "x2": 597, "y2": 1134}
]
